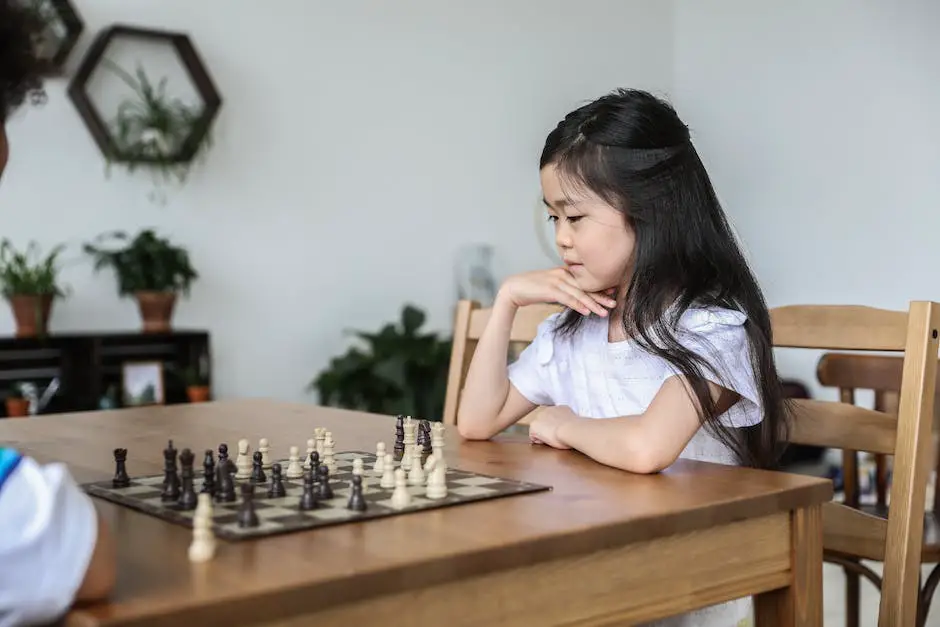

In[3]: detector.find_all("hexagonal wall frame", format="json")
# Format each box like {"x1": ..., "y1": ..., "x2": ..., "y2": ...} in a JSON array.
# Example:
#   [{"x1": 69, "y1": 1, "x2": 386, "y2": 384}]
[
  {"x1": 26, "y1": 0, "x2": 84, "y2": 73},
  {"x1": 66, "y1": 24, "x2": 222, "y2": 165}
]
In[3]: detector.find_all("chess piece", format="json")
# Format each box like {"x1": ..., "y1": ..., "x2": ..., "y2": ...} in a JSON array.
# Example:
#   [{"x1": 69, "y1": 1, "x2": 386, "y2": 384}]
[
  {"x1": 380, "y1": 453, "x2": 395, "y2": 489},
  {"x1": 235, "y1": 439, "x2": 252, "y2": 479},
  {"x1": 390, "y1": 468, "x2": 411, "y2": 509},
  {"x1": 112, "y1": 448, "x2": 130, "y2": 488},
  {"x1": 323, "y1": 435, "x2": 336, "y2": 474},
  {"x1": 373, "y1": 443, "x2": 386, "y2": 475},
  {"x1": 431, "y1": 423, "x2": 447, "y2": 473},
  {"x1": 352, "y1": 457, "x2": 369, "y2": 493},
  {"x1": 426, "y1": 458, "x2": 447, "y2": 500},
  {"x1": 307, "y1": 451, "x2": 320, "y2": 473},
  {"x1": 315, "y1": 464, "x2": 333, "y2": 500},
  {"x1": 217, "y1": 443, "x2": 229, "y2": 466},
  {"x1": 188, "y1": 493, "x2": 216, "y2": 562},
  {"x1": 250, "y1": 451, "x2": 266, "y2": 484},
  {"x1": 286, "y1": 446, "x2": 304, "y2": 478},
  {"x1": 304, "y1": 438, "x2": 316, "y2": 469},
  {"x1": 161, "y1": 440, "x2": 181, "y2": 502},
  {"x1": 237, "y1": 482, "x2": 259, "y2": 528},
  {"x1": 268, "y1": 463, "x2": 286, "y2": 497},
  {"x1": 407, "y1": 446, "x2": 425, "y2": 486},
  {"x1": 178, "y1": 448, "x2": 198, "y2": 510},
  {"x1": 258, "y1": 437, "x2": 272, "y2": 469},
  {"x1": 299, "y1": 468, "x2": 318, "y2": 511},
  {"x1": 401, "y1": 418, "x2": 416, "y2": 471},
  {"x1": 216, "y1": 459, "x2": 236, "y2": 502},
  {"x1": 201, "y1": 449, "x2": 216, "y2": 495},
  {"x1": 421, "y1": 421, "x2": 433, "y2": 456},
  {"x1": 315, "y1": 428, "x2": 326, "y2": 456},
  {"x1": 347, "y1": 474, "x2": 367, "y2": 511},
  {"x1": 394, "y1": 415, "x2": 405, "y2": 459}
]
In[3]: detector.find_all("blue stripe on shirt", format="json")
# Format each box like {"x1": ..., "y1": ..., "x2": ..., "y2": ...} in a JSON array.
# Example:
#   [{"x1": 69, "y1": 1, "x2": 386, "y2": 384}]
[{"x1": 0, "y1": 447, "x2": 23, "y2": 491}]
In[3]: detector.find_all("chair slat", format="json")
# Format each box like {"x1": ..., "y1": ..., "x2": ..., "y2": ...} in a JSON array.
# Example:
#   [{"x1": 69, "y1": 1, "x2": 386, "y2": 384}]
[
  {"x1": 467, "y1": 304, "x2": 563, "y2": 342},
  {"x1": 772, "y1": 305, "x2": 909, "y2": 350},
  {"x1": 787, "y1": 398, "x2": 897, "y2": 455},
  {"x1": 823, "y1": 501, "x2": 888, "y2": 561}
]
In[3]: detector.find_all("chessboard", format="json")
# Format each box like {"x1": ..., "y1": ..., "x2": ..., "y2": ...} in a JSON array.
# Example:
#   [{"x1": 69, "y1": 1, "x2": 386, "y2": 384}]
[{"x1": 82, "y1": 450, "x2": 551, "y2": 541}]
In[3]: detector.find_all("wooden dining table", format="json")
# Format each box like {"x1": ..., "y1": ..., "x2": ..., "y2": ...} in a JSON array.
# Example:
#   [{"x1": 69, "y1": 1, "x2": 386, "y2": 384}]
[{"x1": 0, "y1": 398, "x2": 831, "y2": 626}]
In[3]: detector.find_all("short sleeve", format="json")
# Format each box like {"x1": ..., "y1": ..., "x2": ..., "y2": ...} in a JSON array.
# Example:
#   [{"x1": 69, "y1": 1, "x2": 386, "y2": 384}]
[
  {"x1": 672, "y1": 308, "x2": 763, "y2": 428},
  {"x1": 0, "y1": 450, "x2": 98, "y2": 627},
  {"x1": 507, "y1": 312, "x2": 561, "y2": 406}
]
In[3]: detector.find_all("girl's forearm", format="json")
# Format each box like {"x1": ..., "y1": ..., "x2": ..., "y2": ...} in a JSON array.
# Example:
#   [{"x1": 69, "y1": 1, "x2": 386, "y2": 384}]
[
  {"x1": 557, "y1": 415, "x2": 673, "y2": 474},
  {"x1": 455, "y1": 291, "x2": 518, "y2": 439}
]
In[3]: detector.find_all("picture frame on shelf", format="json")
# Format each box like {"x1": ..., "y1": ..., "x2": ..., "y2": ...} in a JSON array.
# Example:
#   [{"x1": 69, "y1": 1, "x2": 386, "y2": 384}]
[{"x1": 121, "y1": 360, "x2": 164, "y2": 406}]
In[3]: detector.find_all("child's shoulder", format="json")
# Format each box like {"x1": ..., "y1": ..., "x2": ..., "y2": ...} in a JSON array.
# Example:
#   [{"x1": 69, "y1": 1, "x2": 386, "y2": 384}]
[{"x1": 675, "y1": 305, "x2": 748, "y2": 334}]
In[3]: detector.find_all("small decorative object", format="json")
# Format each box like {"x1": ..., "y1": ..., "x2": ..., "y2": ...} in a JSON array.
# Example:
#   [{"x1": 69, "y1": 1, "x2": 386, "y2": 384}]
[
  {"x1": 310, "y1": 304, "x2": 451, "y2": 420},
  {"x1": 4, "y1": 383, "x2": 29, "y2": 417},
  {"x1": 17, "y1": 0, "x2": 84, "y2": 75},
  {"x1": 122, "y1": 360, "x2": 164, "y2": 406},
  {"x1": 0, "y1": 238, "x2": 68, "y2": 338},
  {"x1": 181, "y1": 364, "x2": 210, "y2": 403},
  {"x1": 66, "y1": 24, "x2": 222, "y2": 202},
  {"x1": 83, "y1": 229, "x2": 198, "y2": 333}
]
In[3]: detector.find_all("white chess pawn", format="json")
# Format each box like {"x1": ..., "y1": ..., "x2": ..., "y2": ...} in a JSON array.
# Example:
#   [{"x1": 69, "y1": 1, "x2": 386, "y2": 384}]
[
  {"x1": 258, "y1": 437, "x2": 271, "y2": 469},
  {"x1": 407, "y1": 446, "x2": 425, "y2": 485},
  {"x1": 286, "y1": 445, "x2": 304, "y2": 478},
  {"x1": 235, "y1": 438, "x2": 252, "y2": 478},
  {"x1": 188, "y1": 494, "x2": 217, "y2": 562},
  {"x1": 380, "y1": 453, "x2": 396, "y2": 489},
  {"x1": 315, "y1": 428, "x2": 326, "y2": 455},
  {"x1": 323, "y1": 435, "x2": 336, "y2": 474},
  {"x1": 304, "y1": 438, "x2": 316, "y2": 469},
  {"x1": 373, "y1": 443, "x2": 386, "y2": 475},
  {"x1": 352, "y1": 457, "x2": 369, "y2": 493},
  {"x1": 390, "y1": 468, "x2": 411, "y2": 509}
]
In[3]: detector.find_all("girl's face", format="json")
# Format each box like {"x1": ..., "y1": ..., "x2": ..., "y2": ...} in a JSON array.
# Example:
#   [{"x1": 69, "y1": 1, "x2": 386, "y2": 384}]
[{"x1": 540, "y1": 163, "x2": 635, "y2": 297}]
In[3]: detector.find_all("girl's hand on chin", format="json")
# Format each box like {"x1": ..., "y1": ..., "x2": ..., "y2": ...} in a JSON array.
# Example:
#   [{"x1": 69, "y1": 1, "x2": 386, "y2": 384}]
[{"x1": 498, "y1": 268, "x2": 616, "y2": 317}]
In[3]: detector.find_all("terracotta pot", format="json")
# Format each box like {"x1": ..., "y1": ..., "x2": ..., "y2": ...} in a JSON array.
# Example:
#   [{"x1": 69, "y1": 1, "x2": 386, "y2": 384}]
[
  {"x1": 186, "y1": 385, "x2": 210, "y2": 403},
  {"x1": 5, "y1": 397, "x2": 29, "y2": 417},
  {"x1": 8, "y1": 294, "x2": 53, "y2": 338},
  {"x1": 135, "y1": 291, "x2": 177, "y2": 333}
]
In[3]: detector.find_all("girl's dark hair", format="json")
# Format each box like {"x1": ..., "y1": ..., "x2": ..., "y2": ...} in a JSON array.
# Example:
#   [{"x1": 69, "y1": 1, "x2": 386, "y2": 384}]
[
  {"x1": 0, "y1": 0, "x2": 48, "y2": 124},
  {"x1": 540, "y1": 88, "x2": 789, "y2": 470}
]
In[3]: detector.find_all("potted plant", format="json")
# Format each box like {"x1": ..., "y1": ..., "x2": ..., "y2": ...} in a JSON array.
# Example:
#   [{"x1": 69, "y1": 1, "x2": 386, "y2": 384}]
[
  {"x1": 310, "y1": 304, "x2": 452, "y2": 420},
  {"x1": 100, "y1": 59, "x2": 213, "y2": 202},
  {"x1": 181, "y1": 365, "x2": 210, "y2": 403},
  {"x1": 83, "y1": 229, "x2": 197, "y2": 333},
  {"x1": 5, "y1": 383, "x2": 29, "y2": 417},
  {"x1": 0, "y1": 238, "x2": 67, "y2": 337}
]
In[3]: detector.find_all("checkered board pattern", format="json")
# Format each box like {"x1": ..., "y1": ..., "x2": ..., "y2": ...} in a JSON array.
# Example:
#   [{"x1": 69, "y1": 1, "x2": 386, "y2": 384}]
[{"x1": 82, "y1": 451, "x2": 551, "y2": 541}]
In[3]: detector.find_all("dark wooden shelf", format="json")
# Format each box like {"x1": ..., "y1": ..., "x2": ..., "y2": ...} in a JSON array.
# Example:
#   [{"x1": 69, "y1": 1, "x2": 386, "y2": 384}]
[{"x1": 0, "y1": 330, "x2": 210, "y2": 417}]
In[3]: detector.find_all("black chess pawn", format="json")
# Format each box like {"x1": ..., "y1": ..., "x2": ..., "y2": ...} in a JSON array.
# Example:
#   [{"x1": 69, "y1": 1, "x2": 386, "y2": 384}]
[
  {"x1": 307, "y1": 451, "x2": 320, "y2": 472},
  {"x1": 216, "y1": 459, "x2": 236, "y2": 502},
  {"x1": 112, "y1": 447, "x2": 130, "y2": 488},
  {"x1": 315, "y1": 464, "x2": 333, "y2": 500},
  {"x1": 250, "y1": 451, "x2": 266, "y2": 484},
  {"x1": 237, "y1": 482, "x2": 259, "y2": 528},
  {"x1": 394, "y1": 415, "x2": 405, "y2": 459},
  {"x1": 178, "y1": 448, "x2": 198, "y2": 510},
  {"x1": 201, "y1": 449, "x2": 216, "y2": 495},
  {"x1": 299, "y1": 468, "x2": 318, "y2": 511},
  {"x1": 161, "y1": 440, "x2": 181, "y2": 502},
  {"x1": 268, "y1": 463, "x2": 286, "y2": 498},
  {"x1": 218, "y1": 443, "x2": 228, "y2": 466},
  {"x1": 346, "y1": 474, "x2": 367, "y2": 512}
]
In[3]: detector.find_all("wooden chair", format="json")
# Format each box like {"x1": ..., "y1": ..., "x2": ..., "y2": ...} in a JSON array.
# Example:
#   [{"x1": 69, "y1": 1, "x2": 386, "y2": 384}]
[
  {"x1": 815, "y1": 352, "x2": 940, "y2": 627},
  {"x1": 770, "y1": 302, "x2": 940, "y2": 627},
  {"x1": 442, "y1": 300, "x2": 563, "y2": 428}
]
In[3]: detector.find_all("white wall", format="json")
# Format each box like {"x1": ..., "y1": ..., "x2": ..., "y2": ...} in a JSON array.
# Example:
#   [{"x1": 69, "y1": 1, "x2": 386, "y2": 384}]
[
  {"x1": 673, "y1": 0, "x2": 940, "y2": 398},
  {"x1": 0, "y1": 0, "x2": 675, "y2": 403}
]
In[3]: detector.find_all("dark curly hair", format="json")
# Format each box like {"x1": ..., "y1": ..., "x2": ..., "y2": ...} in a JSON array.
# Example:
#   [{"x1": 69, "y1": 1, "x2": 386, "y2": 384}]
[{"x1": 0, "y1": 0, "x2": 48, "y2": 124}]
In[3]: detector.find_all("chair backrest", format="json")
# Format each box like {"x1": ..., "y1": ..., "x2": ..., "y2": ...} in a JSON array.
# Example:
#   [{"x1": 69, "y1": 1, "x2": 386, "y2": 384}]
[
  {"x1": 442, "y1": 300, "x2": 563, "y2": 427},
  {"x1": 816, "y1": 352, "x2": 940, "y2": 510},
  {"x1": 771, "y1": 302, "x2": 940, "y2": 626}
]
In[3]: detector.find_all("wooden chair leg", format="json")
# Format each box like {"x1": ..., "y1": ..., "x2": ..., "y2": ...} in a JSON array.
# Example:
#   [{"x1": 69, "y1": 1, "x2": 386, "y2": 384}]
[{"x1": 845, "y1": 566, "x2": 860, "y2": 627}]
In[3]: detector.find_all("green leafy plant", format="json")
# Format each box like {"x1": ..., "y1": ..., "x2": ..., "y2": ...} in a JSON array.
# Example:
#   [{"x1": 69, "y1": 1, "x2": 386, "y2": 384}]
[
  {"x1": 83, "y1": 229, "x2": 197, "y2": 297},
  {"x1": 0, "y1": 238, "x2": 67, "y2": 298},
  {"x1": 101, "y1": 58, "x2": 212, "y2": 190},
  {"x1": 311, "y1": 304, "x2": 452, "y2": 421}
]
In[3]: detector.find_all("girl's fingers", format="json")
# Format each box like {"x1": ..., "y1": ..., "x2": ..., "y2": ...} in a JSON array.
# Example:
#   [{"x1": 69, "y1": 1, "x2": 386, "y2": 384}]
[
  {"x1": 556, "y1": 282, "x2": 608, "y2": 317},
  {"x1": 559, "y1": 277, "x2": 617, "y2": 310}
]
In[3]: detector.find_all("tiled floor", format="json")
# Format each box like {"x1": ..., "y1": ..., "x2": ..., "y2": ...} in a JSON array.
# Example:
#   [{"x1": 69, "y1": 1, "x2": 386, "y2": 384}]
[{"x1": 822, "y1": 561, "x2": 940, "y2": 625}]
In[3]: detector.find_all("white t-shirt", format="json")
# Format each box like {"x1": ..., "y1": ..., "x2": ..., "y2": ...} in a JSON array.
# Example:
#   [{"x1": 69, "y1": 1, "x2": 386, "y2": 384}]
[
  {"x1": 507, "y1": 306, "x2": 761, "y2": 626},
  {"x1": 0, "y1": 448, "x2": 98, "y2": 627}
]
